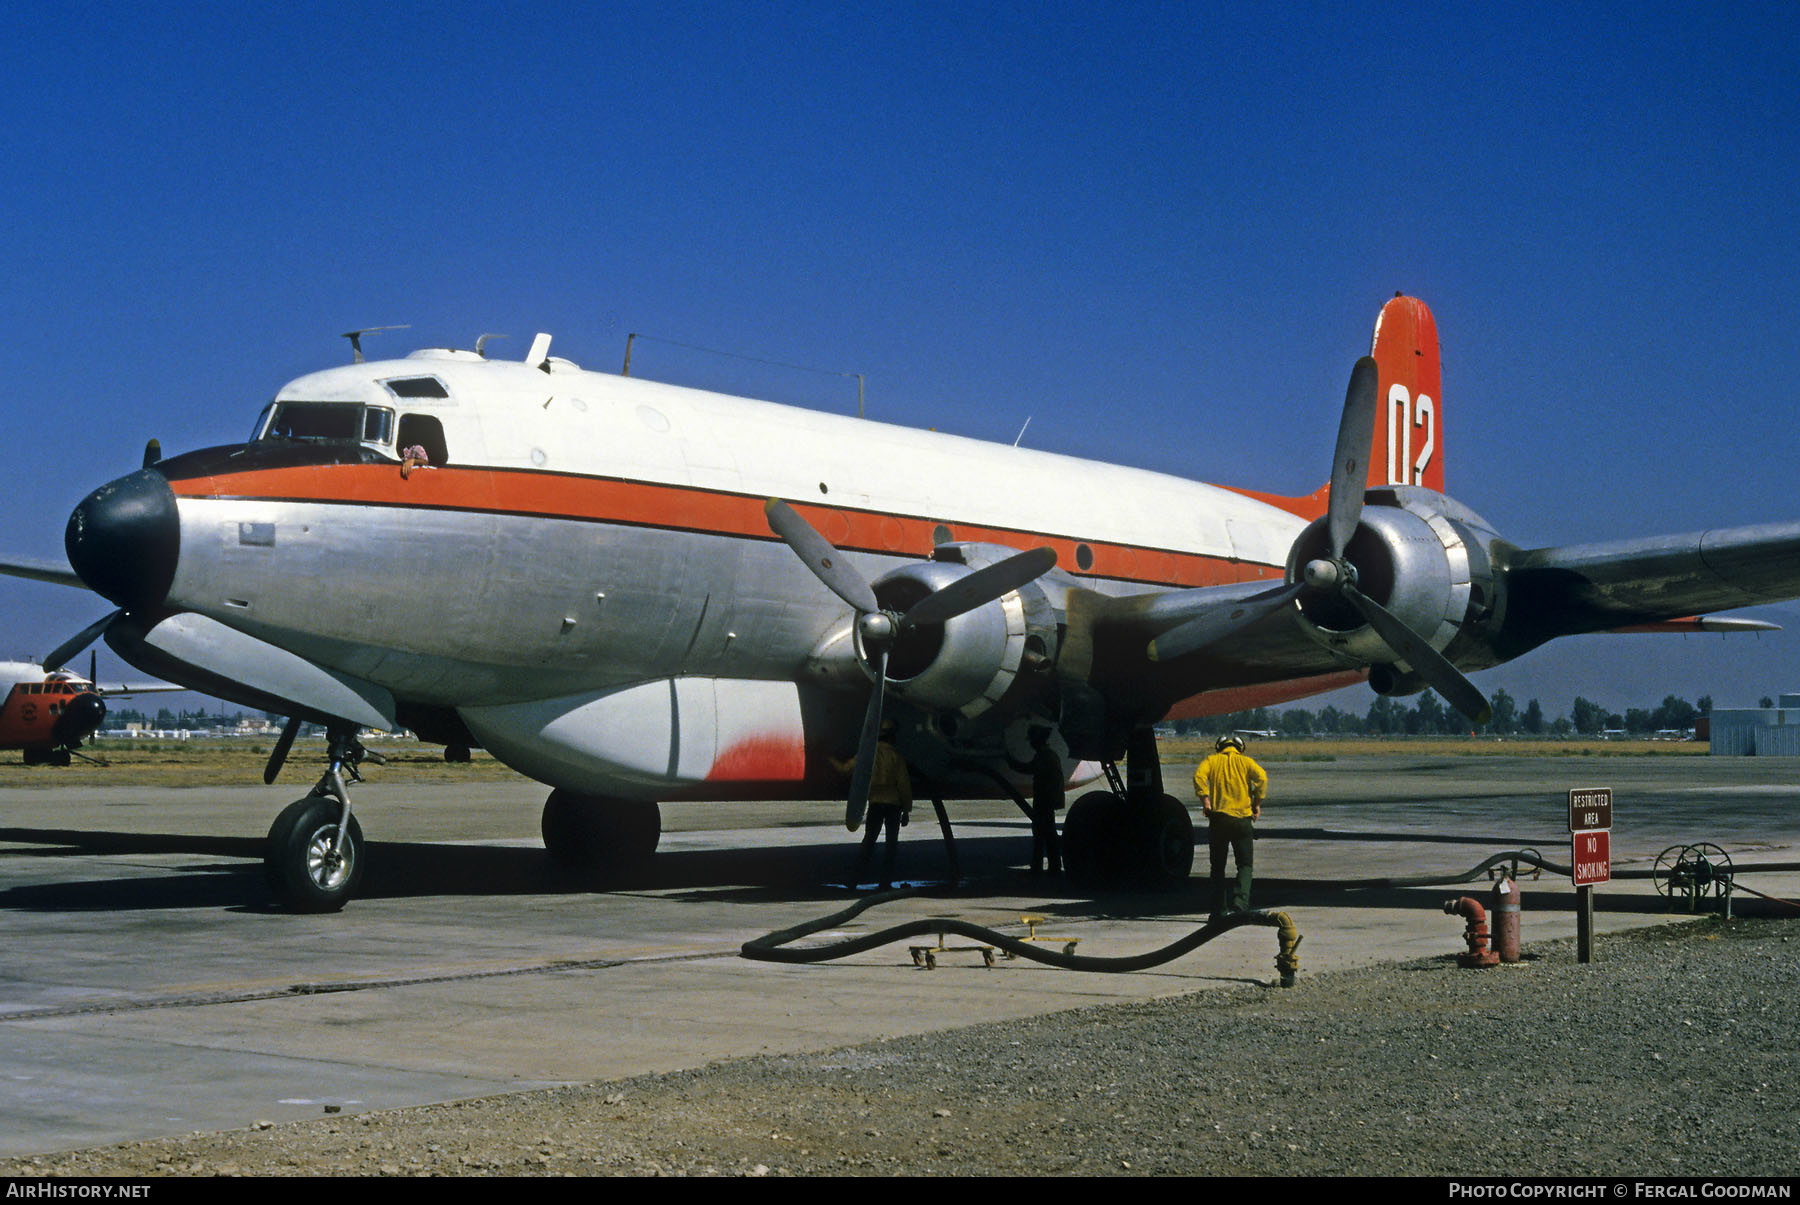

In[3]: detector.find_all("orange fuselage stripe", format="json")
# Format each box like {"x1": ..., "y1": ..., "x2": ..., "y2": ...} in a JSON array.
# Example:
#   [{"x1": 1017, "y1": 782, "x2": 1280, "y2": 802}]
[{"x1": 172, "y1": 464, "x2": 1292, "y2": 590}]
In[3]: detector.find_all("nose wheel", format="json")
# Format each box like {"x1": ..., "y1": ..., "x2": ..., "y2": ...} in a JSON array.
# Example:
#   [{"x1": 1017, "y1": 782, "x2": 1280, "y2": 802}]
[{"x1": 266, "y1": 794, "x2": 365, "y2": 912}]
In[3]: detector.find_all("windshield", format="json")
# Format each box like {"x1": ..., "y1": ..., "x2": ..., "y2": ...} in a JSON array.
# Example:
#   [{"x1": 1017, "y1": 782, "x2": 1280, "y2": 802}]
[{"x1": 255, "y1": 402, "x2": 394, "y2": 447}]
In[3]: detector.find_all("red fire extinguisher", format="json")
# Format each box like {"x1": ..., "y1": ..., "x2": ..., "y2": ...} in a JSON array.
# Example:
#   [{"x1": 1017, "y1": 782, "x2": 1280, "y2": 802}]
[{"x1": 1492, "y1": 875, "x2": 1522, "y2": 964}]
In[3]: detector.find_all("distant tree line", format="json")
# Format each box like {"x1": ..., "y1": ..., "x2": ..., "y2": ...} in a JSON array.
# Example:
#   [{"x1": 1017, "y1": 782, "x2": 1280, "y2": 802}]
[
  {"x1": 1171, "y1": 691, "x2": 1715, "y2": 738},
  {"x1": 103, "y1": 707, "x2": 261, "y2": 730}
]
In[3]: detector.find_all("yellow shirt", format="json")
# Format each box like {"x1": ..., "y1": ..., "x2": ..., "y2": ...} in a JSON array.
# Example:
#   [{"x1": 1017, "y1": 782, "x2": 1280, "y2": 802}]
[
  {"x1": 868, "y1": 742, "x2": 913, "y2": 810},
  {"x1": 1193, "y1": 748, "x2": 1267, "y2": 819}
]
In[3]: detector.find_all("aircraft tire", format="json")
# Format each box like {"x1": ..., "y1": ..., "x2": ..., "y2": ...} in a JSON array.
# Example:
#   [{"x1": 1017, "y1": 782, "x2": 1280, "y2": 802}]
[
  {"x1": 1061, "y1": 789, "x2": 1125, "y2": 886},
  {"x1": 264, "y1": 794, "x2": 365, "y2": 913},
  {"x1": 541, "y1": 790, "x2": 661, "y2": 876},
  {"x1": 1129, "y1": 792, "x2": 1195, "y2": 892}
]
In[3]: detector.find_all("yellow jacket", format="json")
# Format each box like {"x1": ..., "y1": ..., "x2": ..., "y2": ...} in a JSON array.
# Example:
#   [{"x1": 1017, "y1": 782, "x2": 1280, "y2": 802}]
[
  {"x1": 868, "y1": 742, "x2": 913, "y2": 811},
  {"x1": 1193, "y1": 748, "x2": 1267, "y2": 819}
]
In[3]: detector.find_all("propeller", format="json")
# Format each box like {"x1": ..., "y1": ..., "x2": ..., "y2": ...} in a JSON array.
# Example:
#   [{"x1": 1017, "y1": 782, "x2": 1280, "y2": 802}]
[
  {"x1": 44, "y1": 610, "x2": 122, "y2": 673},
  {"x1": 1147, "y1": 356, "x2": 1491, "y2": 724},
  {"x1": 264, "y1": 715, "x2": 302, "y2": 784},
  {"x1": 765, "y1": 499, "x2": 1056, "y2": 829}
]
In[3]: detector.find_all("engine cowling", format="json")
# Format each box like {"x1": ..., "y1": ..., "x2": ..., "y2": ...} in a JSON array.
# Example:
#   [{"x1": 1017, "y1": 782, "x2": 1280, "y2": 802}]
[
  {"x1": 852, "y1": 544, "x2": 1064, "y2": 720},
  {"x1": 1286, "y1": 487, "x2": 1502, "y2": 680}
]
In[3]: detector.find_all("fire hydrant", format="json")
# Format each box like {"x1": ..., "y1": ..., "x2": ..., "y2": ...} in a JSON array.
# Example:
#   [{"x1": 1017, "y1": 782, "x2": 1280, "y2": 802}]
[
  {"x1": 1491, "y1": 875, "x2": 1522, "y2": 963},
  {"x1": 1443, "y1": 896, "x2": 1500, "y2": 968}
]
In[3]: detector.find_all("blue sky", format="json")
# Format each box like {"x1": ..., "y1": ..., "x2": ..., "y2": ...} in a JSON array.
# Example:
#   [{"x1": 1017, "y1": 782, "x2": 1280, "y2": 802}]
[{"x1": 2, "y1": 1, "x2": 1796, "y2": 715}]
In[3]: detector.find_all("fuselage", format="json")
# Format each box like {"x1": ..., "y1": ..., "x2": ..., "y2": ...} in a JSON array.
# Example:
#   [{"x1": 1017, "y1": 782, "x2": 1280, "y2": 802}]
[
  {"x1": 86, "y1": 343, "x2": 1306, "y2": 707},
  {"x1": 61, "y1": 338, "x2": 1361, "y2": 797}
]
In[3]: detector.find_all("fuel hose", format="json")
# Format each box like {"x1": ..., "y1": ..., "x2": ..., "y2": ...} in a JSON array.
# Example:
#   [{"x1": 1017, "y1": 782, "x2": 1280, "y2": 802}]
[{"x1": 740, "y1": 889, "x2": 1302, "y2": 986}]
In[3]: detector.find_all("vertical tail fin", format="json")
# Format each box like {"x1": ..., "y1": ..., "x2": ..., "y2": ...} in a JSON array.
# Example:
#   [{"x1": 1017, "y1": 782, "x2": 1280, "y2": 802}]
[{"x1": 1368, "y1": 294, "x2": 1444, "y2": 493}]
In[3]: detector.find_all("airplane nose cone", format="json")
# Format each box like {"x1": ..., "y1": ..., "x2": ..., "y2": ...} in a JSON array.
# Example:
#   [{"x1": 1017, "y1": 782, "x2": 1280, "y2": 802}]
[
  {"x1": 65, "y1": 468, "x2": 180, "y2": 612},
  {"x1": 52, "y1": 692, "x2": 107, "y2": 748}
]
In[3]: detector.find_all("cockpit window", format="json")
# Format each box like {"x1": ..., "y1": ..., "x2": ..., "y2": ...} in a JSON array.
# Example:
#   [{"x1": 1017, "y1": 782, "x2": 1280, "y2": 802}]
[
  {"x1": 255, "y1": 402, "x2": 395, "y2": 448},
  {"x1": 362, "y1": 407, "x2": 393, "y2": 444}
]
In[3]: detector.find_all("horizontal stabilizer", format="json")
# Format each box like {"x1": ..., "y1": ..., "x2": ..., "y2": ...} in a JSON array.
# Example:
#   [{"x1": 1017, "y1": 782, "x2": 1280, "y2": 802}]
[{"x1": 1608, "y1": 615, "x2": 1781, "y2": 635}]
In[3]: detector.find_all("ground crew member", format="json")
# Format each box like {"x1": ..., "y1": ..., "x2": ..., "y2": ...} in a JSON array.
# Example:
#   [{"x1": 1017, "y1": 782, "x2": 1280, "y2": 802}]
[
  {"x1": 854, "y1": 725, "x2": 913, "y2": 889},
  {"x1": 1193, "y1": 734, "x2": 1268, "y2": 917},
  {"x1": 1027, "y1": 727, "x2": 1064, "y2": 876}
]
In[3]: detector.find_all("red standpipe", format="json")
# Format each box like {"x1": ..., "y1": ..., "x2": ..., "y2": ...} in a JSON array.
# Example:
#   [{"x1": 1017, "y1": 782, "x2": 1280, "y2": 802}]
[{"x1": 1443, "y1": 896, "x2": 1500, "y2": 968}]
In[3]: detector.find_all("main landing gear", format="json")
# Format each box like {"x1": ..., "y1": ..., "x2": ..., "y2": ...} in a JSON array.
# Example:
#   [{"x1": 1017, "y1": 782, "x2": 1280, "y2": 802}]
[
  {"x1": 264, "y1": 730, "x2": 382, "y2": 913},
  {"x1": 541, "y1": 789, "x2": 661, "y2": 880},
  {"x1": 1061, "y1": 727, "x2": 1195, "y2": 892}
]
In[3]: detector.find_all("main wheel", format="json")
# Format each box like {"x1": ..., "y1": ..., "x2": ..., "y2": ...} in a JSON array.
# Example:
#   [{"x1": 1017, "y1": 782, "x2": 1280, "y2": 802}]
[
  {"x1": 1062, "y1": 790, "x2": 1194, "y2": 891},
  {"x1": 265, "y1": 794, "x2": 365, "y2": 913},
  {"x1": 541, "y1": 791, "x2": 661, "y2": 878},
  {"x1": 1061, "y1": 789, "x2": 1126, "y2": 886},
  {"x1": 1129, "y1": 792, "x2": 1195, "y2": 891}
]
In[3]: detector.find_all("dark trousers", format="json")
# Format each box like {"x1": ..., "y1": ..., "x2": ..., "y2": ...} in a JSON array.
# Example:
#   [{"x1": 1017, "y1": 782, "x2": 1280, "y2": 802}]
[
  {"x1": 1031, "y1": 800, "x2": 1062, "y2": 873},
  {"x1": 856, "y1": 804, "x2": 902, "y2": 886},
  {"x1": 1208, "y1": 812, "x2": 1255, "y2": 914}
]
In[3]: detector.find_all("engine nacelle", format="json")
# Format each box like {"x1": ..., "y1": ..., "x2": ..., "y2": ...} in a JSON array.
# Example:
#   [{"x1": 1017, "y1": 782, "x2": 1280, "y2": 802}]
[
  {"x1": 858, "y1": 544, "x2": 1063, "y2": 720},
  {"x1": 1286, "y1": 488, "x2": 1502, "y2": 671}
]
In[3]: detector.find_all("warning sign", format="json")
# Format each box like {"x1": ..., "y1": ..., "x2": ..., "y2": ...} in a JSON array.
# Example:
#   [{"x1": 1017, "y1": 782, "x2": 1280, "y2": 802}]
[
  {"x1": 1568, "y1": 787, "x2": 1612, "y2": 832},
  {"x1": 1571, "y1": 829, "x2": 1611, "y2": 886}
]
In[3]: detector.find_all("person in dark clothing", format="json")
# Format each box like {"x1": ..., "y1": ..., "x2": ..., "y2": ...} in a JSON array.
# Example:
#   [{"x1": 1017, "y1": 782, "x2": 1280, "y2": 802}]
[
  {"x1": 1028, "y1": 726, "x2": 1064, "y2": 875},
  {"x1": 853, "y1": 726, "x2": 913, "y2": 889}
]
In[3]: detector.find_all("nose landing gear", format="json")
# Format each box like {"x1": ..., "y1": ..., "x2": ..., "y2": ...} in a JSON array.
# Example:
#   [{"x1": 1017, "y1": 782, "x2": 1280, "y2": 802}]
[{"x1": 264, "y1": 729, "x2": 383, "y2": 912}]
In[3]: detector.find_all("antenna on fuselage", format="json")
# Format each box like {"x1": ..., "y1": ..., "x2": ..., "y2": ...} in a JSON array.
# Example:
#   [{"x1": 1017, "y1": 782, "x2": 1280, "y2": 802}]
[
  {"x1": 341, "y1": 325, "x2": 411, "y2": 364},
  {"x1": 475, "y1": 333, "x2": 508, "y2": 358}
]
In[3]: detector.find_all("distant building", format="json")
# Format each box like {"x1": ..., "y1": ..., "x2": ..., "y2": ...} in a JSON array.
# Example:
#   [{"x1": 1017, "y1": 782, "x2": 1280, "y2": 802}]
[{"x1": 1709, "y1": 694, "x2": 1800, "y2": 755}]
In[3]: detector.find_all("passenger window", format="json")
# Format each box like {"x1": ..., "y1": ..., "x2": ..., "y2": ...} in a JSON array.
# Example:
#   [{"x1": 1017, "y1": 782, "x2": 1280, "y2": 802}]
[{"x1": 396, "y1": 414, "x2": 449, "y2": 468}]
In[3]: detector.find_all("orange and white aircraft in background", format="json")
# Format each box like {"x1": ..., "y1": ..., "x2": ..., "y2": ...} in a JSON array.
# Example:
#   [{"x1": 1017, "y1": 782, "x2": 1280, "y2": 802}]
[
  {"x1": 0, "y1": 651, "x2": 182, "y2": 765},
  {"x1": 0, "y1": 661, "x2": 109, "y2": 765},
  {"x1": 4, "y1": 294, "x2": 1797, "y2": 909}
]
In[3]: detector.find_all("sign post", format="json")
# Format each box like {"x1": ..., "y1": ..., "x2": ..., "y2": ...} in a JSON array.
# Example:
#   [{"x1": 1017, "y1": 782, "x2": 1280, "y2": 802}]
[{"x1": 1569, "y1": 788, "x2": 1612, "y2": 963}]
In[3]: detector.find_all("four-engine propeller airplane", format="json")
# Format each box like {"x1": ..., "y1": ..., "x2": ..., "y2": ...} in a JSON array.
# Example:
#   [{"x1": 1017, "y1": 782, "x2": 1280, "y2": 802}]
[{"x1": 5, "y1": 294, "x2": 1798, "y2": 911}]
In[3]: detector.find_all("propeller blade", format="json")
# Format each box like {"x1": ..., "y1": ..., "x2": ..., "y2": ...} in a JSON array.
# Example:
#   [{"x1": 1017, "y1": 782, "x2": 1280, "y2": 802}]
[
  {"x1": 142, "y1": 438, "x2": 162, "y2": 469},
  {"x1": 844, "y1": 648, "x2": 888, "y2": 832},
  {"x1": 765, "y1": 500, "x2": 879, "y2": 615},
  {"x1": 901, "y1": 546, "x2": 1058, "y2": 630},
  {"x1": 1327, "y1": 356, "x2": 1380, "y2": 560},
  {"x1": 44, "y1": 610, "x2": 121, "y2": 672},
  {"x1": 1343, "y1": 584, "x2": 1492, "y2": 725},
  {"x1": 264, "y1": 716, "x2": 302, "y2": 785},
  {"x1": 1146, "y1": 580, "x2": 1305, "y2": 662}
]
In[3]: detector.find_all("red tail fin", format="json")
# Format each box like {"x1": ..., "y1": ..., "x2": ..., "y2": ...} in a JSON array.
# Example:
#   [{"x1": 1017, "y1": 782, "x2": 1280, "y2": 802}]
[{"x1": 1368, "y1": 294, "x2": 1444, "y2": 493}]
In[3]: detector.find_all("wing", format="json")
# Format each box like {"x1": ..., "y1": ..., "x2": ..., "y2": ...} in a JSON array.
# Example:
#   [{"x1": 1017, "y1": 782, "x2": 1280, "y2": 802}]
[
  {"x1": 1500, "y1": 520, "x2": 1800, "y2": 646},
  {"x1": 1074, "y1": 517, "x2": 1800, "y2": 723}
]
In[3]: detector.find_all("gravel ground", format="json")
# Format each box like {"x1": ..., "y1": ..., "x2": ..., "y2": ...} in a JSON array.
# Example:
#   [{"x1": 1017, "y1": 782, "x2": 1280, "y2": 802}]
[{"x1": 5, "y1": 916, "x2": 1797, "y2": 1178}]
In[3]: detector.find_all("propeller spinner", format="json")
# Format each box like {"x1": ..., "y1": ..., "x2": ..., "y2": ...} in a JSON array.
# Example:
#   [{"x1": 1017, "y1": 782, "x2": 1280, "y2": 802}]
[{"x1": 765, "y1": 500, "x2": 1056, "y2": 829}]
